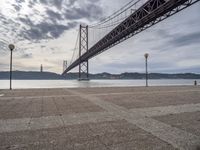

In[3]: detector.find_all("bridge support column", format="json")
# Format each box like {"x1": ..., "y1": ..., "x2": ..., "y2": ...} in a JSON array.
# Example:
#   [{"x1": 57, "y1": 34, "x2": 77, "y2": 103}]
[{"x1": 78, "y1": 25, "x2": 89, "y2": 81}]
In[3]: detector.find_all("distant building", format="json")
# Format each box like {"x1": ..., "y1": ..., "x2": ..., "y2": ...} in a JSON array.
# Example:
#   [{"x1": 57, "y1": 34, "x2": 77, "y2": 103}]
[{"x1": 40, "y1": 64, "x2": 43, "y2": 72}]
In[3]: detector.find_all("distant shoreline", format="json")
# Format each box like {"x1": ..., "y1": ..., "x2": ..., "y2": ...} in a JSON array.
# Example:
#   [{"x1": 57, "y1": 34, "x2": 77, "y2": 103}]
[{"x1": 0, "y1": 71, "x2": 200, "y2": 80}]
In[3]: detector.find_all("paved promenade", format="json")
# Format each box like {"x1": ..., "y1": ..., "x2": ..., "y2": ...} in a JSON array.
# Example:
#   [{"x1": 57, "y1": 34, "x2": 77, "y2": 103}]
[{"x1": 0, "y1": 86, "x2": 200, "y2": 150}]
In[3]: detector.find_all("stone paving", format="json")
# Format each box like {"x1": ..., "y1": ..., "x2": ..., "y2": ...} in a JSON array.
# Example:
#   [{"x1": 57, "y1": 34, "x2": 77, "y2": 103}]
[{"x1": 0, "y1": 86, "x2": 200, "y2": 150}]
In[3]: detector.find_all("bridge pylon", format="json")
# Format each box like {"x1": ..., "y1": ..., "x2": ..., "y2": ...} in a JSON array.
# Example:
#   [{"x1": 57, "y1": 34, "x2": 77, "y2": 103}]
[{"x1": 78, "y1": 25, "x2": 89, "y2": 81}]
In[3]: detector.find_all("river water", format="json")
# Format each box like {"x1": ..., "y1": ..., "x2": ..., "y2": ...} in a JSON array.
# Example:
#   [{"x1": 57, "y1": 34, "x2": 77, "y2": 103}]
[{"x1": 0, "y1": 79, "x2": 199, "y2": 89}]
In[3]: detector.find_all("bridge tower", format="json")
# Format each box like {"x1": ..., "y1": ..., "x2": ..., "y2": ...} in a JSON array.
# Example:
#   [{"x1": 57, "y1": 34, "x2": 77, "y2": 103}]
[{"x1": 78, "y1": 25, "x2": 89, "y2": 81}]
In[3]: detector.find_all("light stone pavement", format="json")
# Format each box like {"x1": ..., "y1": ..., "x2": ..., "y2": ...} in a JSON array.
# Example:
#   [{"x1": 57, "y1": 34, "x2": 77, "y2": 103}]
[{"x1": 0, "y1": 86, "x2": 200, "y2": 150}]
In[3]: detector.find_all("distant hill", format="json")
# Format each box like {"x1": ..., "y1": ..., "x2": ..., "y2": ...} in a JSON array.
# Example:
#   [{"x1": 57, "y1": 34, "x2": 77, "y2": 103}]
[
  {"x1": 64, "y1": 72, "x2": 200, "y2": 79},
  {"x1": 0, "y1": 71, "x2": 200, "y2": 80},
  {"x1": 0, "y1": 71, "x2": 64, "y2": 80}
]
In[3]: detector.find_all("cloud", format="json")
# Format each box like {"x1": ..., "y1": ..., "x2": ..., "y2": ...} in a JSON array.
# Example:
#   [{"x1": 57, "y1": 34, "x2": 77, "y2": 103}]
[
  {"x1": 18, "y1": 17, "x2": 33, "y2": 26},
  {"x1": 20, "y1": 53, "x2": 33, "y2": 58},
  {"x1": 15, "y1": 0, "x2": 25, "y2": 3},
  {"x1": 12, "y1": 4, "x2": 22, "y2": 11},
  {"x1": 0, "y1": 40, "x2": 9, "y2": 53},
  {"x1": 13, "y1": 0, "x2": 103, "y2": 41},
  {"x1": 169, "y1": 31, "x2": 200, "y2": 47},
  {"x1": 151, "y1": 30, "x2": 200, "y2": 53},
  {"x1": 0, "y1": 63, "x2": 8, "y2": 70},
  {"x1": 46, "y1": 9, "x2": 62, "y2": 21},
  {"x1": 0, "y1": 0, "x2": 103, "y2": 43},
  {"x1": 18, "y1": 19, "x2": 77, "y2": 40},
  {"x1": 39, "y1": 0, "x2": 63, "y2": 9},
  {"x1": 64, "y1": 3, "x2": 103, "y2": 21},
  {"x1": 67, "y1": 0, "x2": 77, "y2": 6},
  {"x1": 40, "y1": 45, "x2": 46, "y2": 48},
  {"x1": 154, "y1": 29, "x2": 173, "y2": 39}
]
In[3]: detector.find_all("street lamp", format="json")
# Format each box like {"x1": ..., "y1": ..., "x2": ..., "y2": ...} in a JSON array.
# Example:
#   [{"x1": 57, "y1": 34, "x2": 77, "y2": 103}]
[
  {"x1": 144, "y1": 53, "x2": 149, "y2": 87},
  {"x1": 9, "y1": 44, "x2": 15, "y2": 90}
]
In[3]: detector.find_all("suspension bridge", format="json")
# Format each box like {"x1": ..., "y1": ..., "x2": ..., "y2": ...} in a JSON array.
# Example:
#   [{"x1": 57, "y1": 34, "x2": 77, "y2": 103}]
[{"x1": 62, "y1": 0, "x2": 200, "y2": 80}]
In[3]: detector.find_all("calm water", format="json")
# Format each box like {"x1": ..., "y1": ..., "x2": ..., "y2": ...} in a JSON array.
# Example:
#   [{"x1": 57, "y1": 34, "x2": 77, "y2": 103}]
[{"x1": 0, "y1": 79, "x2": 199, "y2": 89}]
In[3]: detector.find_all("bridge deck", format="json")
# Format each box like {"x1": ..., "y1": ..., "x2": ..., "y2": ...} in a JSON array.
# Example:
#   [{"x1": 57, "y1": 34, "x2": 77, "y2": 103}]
[{"x1": 0, "y1": 86, "x2": 200, "y2": 149}]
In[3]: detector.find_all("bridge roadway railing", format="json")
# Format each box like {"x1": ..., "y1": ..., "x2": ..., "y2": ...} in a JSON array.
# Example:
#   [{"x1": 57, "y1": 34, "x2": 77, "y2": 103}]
[{"x1": 63, "y1": 0, "x2": 199, "y2": 74}]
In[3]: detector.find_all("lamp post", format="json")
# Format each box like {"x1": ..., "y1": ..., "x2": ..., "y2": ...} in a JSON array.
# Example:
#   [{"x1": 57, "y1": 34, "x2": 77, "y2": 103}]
[
  {"x1": 9, "y1": 44, "x2": 15, "y2": 90},
  {"x1": 144, "y1": 53, "x2": 149, "y2": 87}
]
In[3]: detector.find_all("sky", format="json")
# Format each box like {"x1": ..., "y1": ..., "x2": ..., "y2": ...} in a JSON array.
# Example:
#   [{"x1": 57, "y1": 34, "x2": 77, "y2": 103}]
[{"x1": 0, "y1": 0, "x2": 200, "y2": 74}]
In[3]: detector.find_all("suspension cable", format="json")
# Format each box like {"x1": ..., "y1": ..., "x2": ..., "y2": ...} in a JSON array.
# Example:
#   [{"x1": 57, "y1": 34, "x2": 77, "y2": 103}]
[
  {"x1": 89, "y1": 16, "x2": 129, "y2": 29},
  {"x1": 89, "y1": 0, "x2": 141, "y2": 28},
  {"x1": 70, "y1": 30, "x2": 79, "y2": 65}
]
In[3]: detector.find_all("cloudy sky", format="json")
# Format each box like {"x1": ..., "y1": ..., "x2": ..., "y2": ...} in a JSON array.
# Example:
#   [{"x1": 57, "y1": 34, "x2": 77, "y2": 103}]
[{"x1": 0, "y1": 0, "x2": 200, "y2": 74}]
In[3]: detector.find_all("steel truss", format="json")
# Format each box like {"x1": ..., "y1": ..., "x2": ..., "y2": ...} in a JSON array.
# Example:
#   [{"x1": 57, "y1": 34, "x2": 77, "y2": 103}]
[
  {"x1": 78, "y1": 25, "x2": 89, "y2": 80},
  {"x1": 63, "y1": 0, "x2": 199, "y2": 74}
]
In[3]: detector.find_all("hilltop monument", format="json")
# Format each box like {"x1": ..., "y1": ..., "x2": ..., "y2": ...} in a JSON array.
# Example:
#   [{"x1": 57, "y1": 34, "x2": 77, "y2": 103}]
[{"x1": 40, "y1": 64, "x2": 43, "y2": 72}]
